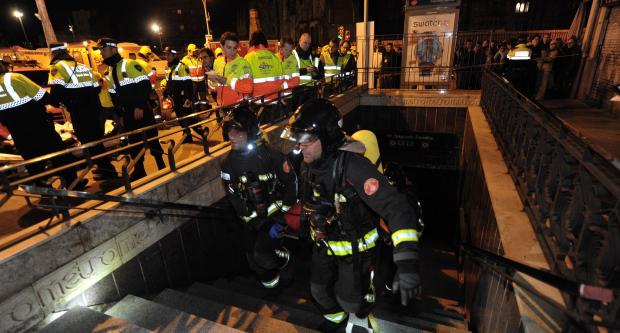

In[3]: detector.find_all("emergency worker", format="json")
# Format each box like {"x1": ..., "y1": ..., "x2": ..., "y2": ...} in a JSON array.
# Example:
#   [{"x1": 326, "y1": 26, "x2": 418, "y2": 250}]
[
  {"x1": 338, "y1": 40, "x2": 356, "y2": 77},
  {"x1": 278, "y1": 37, "x2": 300, "y2": 92},
  {"x1": 182, "y1": 44, "x2": 207, "y2": 110},
  {"x1": 95, "y1": 38, "x2": 165, "y2": 180},
  {"x1": 244, "y1": 31, "x2": 284, "y2": 102},
  {"x1": 293, "y1": 33, "x2": 323, "y2": 85},
  {"x1": 0, "y1": 58, "x2": 83, "y2": 188},
  {"x1": 136, "y1": 46, "x2": 158, "y2": 86},
  {"x1": 47, "y1": 43, "x2": 118, "y2": 180},
  {"x1": 220, "y1": 104, "x2": 297, "y2": 289},
  {"x1": 506, "y1": 36, "x2": 535, "y2": 97},
  {"x1": 208, "y1": 32, "x2": 253, "y2": 106},
  {"x1": 163, "y1": 46, "x2": 198, "y2": 142},
  {"x1": 321, "y1": 39, "x2": 341, "y2": 79},
  {"x1": 281, "y1": 99, "x2": 421, "y2": 331}
]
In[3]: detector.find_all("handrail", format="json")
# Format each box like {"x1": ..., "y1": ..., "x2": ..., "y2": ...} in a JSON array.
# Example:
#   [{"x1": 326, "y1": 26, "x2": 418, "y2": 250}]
[
  {"x1": 480, "y1": 68, "x2": 620, "y2": 328},
  {"x1": 462, "y1": 244, "x2": 619, "y2": 329}
]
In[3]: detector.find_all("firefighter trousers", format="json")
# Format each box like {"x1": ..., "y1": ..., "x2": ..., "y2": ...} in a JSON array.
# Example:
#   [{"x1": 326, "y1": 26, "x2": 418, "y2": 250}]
[
  {"x1": 310, "y1": 245, "x2": 376, "y2": 316},
  {"x1": 243, "y1": 217, "x2": 283, "y2": 286}
]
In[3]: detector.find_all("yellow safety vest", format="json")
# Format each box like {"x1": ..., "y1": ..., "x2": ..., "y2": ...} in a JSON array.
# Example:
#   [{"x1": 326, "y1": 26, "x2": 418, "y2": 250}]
[
  {"x1": 0, "y1": 73, "x2": 46, "y2": 111},
  {"x1": 48, "y1": 60, "x2": 99, "y2": 89},
  {"x1": 104, "y1": 59, "x2": 150, "y2": 94},
  {"x1": 292, "y1": 49, "x2": 316, "y2": 84},
  {"x1": 182, "y1": 55, "x2": 205, "y2": 82}
]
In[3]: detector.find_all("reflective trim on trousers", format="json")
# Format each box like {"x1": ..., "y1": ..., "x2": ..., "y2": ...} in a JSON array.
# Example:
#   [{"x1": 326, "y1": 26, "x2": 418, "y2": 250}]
[
  {"x1": 261, "y1": 274, "x2": 280, "y2": 288},
  {"x1": 323, "y1": 311, "x2": 348, "y2": 324}
]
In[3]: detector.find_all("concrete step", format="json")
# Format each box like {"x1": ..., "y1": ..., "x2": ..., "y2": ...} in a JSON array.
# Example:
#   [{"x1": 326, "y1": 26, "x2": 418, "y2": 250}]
[
  {"x1": 153, "y1": 288, "x2": 319, "y2": 333},
  {"x1": 216, "y1": 276, "x2": 467, "y2": 333},
  {"x1": 105, "y1": 294, "x2": 242, "y2": 333},
  {"x1": 39, "y1": 306, "x2": 151, "y2": 333},
  {"x1": 186, "y1": 282, "x2": 323, "y2": 330},
  {"x1": 208, "y1": 278, "x2": 434, "y2": 333}
]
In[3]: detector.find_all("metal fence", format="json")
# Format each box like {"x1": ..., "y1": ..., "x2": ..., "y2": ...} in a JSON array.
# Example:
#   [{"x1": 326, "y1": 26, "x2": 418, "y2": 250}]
[{"x1": 480, "y1": 69, "x2": 620, "y2": 326}]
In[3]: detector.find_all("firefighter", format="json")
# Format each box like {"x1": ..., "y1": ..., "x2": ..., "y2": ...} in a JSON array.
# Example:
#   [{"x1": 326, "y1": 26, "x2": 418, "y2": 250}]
[
  {"x1": 244, "y1": 31, "x2": 284, "y2": 103},
  {"x1": 95, "y1": 38, "x2": 165, "y2": 180},
  {"x1": 281, "y1": 99, "x2": 421, "y2": 332},
  {"x1": 278, "y1": 37, "x2": 300, "y2": 92},
  {"x1": 208, "y1": 32, "x2": 253, "y2": 107},
  {"x1": 47, "y1": 43, "x2": 118, "y2": 180},
  {"x1": 0, "y1": 58, "x2": 83, "y2": 188},
  {"x1": 182, "y1": 44, "x2": 207, "y2": 111},
  {"x1": 220, "y1": 104, "x2": 297, "y2": 290},
  {"x1": 162, "y1": 46, "x2": 199, "y2": 143}
]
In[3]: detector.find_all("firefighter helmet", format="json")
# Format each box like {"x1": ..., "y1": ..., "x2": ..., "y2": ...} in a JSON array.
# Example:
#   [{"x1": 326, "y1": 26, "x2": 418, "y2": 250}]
[
  {"x1": 281, "y1": 98, "x2": 344, "y2": 152},
  {"x1": 223, "y1": 104, "x2": 262, "y2": 148}
]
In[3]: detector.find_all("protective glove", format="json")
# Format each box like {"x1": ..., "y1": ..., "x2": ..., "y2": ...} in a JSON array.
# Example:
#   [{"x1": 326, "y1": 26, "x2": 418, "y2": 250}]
[
  {"x1": 269, "y1": 223, "x2": 285, "y2": 239},
  {"x1": 392, "y1": 260, "x2": 421, "y2": 306}
]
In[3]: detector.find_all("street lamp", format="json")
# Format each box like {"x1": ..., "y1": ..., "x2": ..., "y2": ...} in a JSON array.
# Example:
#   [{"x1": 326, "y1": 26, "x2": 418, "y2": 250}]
[
  {"x1": 13, "y1": 10, "x2": 31, "y2": 48},
  {"x1": 151, "y1": 23, "x2": 163, "y2": 50}
]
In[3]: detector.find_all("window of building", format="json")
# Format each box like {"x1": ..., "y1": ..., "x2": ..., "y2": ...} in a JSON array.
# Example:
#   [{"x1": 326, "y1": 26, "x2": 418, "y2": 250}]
[
  {"x1": 180, "y1": 25, "x2": 185, "y2": 31},
  {"x1": 177, "y1": 9, "x2": 183, "y2": 15}
]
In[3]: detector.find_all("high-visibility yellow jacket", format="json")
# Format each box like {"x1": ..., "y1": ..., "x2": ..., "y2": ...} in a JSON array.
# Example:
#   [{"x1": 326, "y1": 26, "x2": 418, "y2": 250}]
[
  {"x1": 182, "y1": 54, "x2": 205, "y2": 82},
  {"x1": 244, "y1": 45, "x2": 284, "y2": 101},
  {"x1": 48, "y1": 59, "x2": 99, "y2": 89},
  {"x1": 0, "y1": 72, "x2": 47, "y2": 111},
  {"x1": 278, "y1": 52, "x2": 300, "y2": 90},
  {"x1": 104, "y1": 58, "x2": 151, "y2": 111},
  {"x1": 213, "y1": 54, "x2": 253, "y2": 106}
]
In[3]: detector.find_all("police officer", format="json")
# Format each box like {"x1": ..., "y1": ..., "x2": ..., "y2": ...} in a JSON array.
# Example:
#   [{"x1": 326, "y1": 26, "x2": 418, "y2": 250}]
[
  {"x1": 47, "y1": 43, "x2": 118, "y2": 180},
  {"x1": 0, "y1": 58, "x2": 83, "y2": 188},
  {"x1": 96, "y1": 38, "x2": 165, "y2": 179},
  {"x1": 281, "y1": 99, "x2": 421, "y2": 331},
  {"x1": 220, "y1": 104, "x2": 297, "y2": 290},
  {"x1": 163, "y1": 46, "x2": 199, "y2": 143}
]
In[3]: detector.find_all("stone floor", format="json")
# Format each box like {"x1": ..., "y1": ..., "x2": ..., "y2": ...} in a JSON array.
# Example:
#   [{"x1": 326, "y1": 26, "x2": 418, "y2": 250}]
[
  {"x1": 0, "y1": 114, "x2": 224, "y2": 247},
  {"x1": 540, "y1": 99, "x2": 620, "y2": 162}
]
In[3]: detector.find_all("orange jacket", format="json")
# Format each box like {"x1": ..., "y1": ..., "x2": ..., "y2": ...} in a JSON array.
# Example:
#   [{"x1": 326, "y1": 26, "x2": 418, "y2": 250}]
[
  {"x1": 245, "y1": 45, "x2": 284, "y2": 102},
  {"x1": 213, "y1": 54, "x2": 253, "y2": 106}
]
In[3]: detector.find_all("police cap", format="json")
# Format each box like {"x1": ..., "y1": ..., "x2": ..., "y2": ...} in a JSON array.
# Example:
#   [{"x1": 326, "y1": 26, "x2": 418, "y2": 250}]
[
  {"x1": 94, "y1": 38, "x2": 118, "y2": 50},
  {"x1": 49, "y1": 43, "x2": 68, "y2": 53}
]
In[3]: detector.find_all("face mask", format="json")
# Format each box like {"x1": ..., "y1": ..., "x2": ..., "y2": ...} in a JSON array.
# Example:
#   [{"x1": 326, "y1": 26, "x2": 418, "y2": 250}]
[{"x1": 103, "y1": 53, "x2": 122, "y2": 66}]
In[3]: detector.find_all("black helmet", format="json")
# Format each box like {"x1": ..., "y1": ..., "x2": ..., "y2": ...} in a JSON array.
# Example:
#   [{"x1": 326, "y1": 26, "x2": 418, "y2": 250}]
[
  {"x1": 281, "y1": 99, "x2": 344, "y2": 151},
  {"x1": 222, "y1": 104, "x2": 262, "y2": 147}
]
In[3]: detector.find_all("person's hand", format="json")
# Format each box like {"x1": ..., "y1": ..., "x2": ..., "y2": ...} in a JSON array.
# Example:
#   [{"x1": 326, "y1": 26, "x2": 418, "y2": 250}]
[
  {"x1": 208, "y1": 73, "x2": 226, "y2": 84},
  {"x1": 392, "y1": 260, "x2": 421, "y2": 306},
  {"x1": 269, "y1": 223, "x2": 285, "y2": 239},
  {"x1": 307, "y1": 66, "x2": 317, "y2": 74},
  {"x1": 183, "y1": 99, "x2": 192, "y2": 108},
  {"x1": 133, "y1": 107, "x2": 144, "y2": 120}
]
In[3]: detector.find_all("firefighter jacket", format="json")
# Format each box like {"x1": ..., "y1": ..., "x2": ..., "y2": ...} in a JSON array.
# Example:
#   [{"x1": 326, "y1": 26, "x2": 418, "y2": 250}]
[
  {"x1": 182, "y1": 54, "x2": 205, "y2": 82},
  {"x1": 104, "y1": 58, "x2": 152, "y2": 113},
  {"x1": 292, "y1": 46, "x2": 324, "y2": 85},
  {"x1": 163, "y1": 58, "x2": 193, "y2": 102},
  {"x1": 213, "y1": 54, "x2": 253, "y2": 106},
  {"x1": 47, "y1": 59, "x2": 100, "y2": 109},
  {"x1": 244, "y1": 45, "x2": 284, "y2": 102},
  {"x1": 220, "y1": 142, "x2": 297, "y2": 229},
  {"x1": 301, "y1": 150, "x2": 419, "y2": 263},
  {"x1": 278, "y1": 52, "x2": 300, "y2": 91}
]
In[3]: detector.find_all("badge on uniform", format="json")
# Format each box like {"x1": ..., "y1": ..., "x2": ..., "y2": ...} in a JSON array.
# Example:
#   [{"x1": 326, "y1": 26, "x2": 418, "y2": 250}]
[{"x1": 364, "y1": 178, "x2": 379, "y2": 196}]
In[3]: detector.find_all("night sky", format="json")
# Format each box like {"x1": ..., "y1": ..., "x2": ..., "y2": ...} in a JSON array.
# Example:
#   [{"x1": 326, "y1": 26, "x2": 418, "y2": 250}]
[{"x1": 0, "y1": 0, "x2": 241, "y2": 48}]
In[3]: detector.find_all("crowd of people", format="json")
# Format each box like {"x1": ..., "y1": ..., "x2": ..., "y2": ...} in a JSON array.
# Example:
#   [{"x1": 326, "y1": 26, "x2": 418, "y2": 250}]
[
  {"x1": 0, "y1": 29, "x2": 358, "y2": 188},
  {"x1": 455, "y1": 33, "x2": 582, "y2": 99}
]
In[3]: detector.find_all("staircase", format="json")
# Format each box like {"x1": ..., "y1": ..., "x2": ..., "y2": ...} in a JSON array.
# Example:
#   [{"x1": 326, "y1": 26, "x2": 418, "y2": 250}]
[{"x1": 38, "y1": 240, "x2": 470, "y2": 333}]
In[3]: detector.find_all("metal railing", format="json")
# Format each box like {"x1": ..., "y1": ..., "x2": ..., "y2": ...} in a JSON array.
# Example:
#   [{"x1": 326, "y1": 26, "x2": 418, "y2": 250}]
[
  {"x1": 0, "y1": 73, "x2": 357, "y2": 249},
  {"x1": 462, "y1": 243, "x2": 618, "y2": 330},
  {"x1": 480, "y1": 69, "x2": 620, "y2": 327}
]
